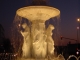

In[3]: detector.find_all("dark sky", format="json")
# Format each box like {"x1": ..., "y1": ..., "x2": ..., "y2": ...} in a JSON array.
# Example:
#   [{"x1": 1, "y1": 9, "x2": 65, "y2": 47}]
[
  {"x1": 0, "y1": 0, "x2": 80, "y2": 45},
  {"x1": 51, "y1": 0, "x2": 80, "y2": 45}
]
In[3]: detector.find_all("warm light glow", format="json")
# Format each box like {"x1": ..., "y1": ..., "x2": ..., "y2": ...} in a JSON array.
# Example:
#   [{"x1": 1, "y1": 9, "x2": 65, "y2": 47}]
[
  {"x1": 17, "y1": 6, "x2": 60, "y2": 22},
  {"x1": 77, "y1": 27, "x2": 79, "y2": 29},
  {"x1": 77, "y1": 18, "x2": 80, "y2": 22},
  {"x1": 76, "y1": 51, "x2": 79, "y2": 55},
  {"x1": 18, "y1": 24, "x2": 21, "y2": 27}
]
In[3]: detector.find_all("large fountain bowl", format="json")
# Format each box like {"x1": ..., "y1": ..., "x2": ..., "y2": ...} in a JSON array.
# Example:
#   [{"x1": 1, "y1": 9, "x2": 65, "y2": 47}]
[{"x1": 16, "y1": 6, "x2": 60, "y2": 22}]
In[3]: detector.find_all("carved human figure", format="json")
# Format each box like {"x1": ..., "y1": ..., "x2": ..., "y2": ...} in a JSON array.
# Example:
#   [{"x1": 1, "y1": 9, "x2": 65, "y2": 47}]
[
  {"x1": 31, "y1": 21, "x2": 47, "y2": 58},
  {"x1": 46, "y1": 24, "x2": 55, "y2": 56},
  {"x1": 20, "y1": 23, "x2": 31, "y2": 58}
]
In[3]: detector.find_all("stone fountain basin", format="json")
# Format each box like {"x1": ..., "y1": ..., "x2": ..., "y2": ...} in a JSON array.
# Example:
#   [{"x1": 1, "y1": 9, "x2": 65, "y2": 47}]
[{"x1": 16, "y1": 6, "x2": 60, "y2": 22}]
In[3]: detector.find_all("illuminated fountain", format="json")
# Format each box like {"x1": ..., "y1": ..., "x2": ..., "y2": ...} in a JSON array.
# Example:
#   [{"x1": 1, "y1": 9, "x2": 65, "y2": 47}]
[{"x1": 13, "y1": 6, "x2": 60, "y2": 60}]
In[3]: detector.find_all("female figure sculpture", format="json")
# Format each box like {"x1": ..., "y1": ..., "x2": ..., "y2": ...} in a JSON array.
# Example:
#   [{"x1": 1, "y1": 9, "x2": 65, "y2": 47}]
[
  {"x1": 46, "y1": 24, "x2": 55, "y2": 56},
  {"x1": 20, "y1": 23, "x2": 31, "y2": 58}
]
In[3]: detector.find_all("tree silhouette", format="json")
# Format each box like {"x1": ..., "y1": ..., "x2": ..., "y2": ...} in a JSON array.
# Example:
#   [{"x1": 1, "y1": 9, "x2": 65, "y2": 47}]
[
  {"x1": 0, "y1": 24, "x2": 5, "y2": 38},
  {"x1": 0, "y1": 24, "x2": 14, "y2": 53},
  {"x1": 0, "y1": 24, "x2": 5, "y2": 47},
  {"x1": 3, "y1": 38, "x2": 14, "y2": 53}
]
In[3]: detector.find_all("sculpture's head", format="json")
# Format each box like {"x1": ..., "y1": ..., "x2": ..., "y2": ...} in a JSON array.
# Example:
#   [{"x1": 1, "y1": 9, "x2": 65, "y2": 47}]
[
  {"x1": 49, "y1": 24, "x2": 55, "y2": 30},
  {"x1": 22, "y1": 23, "x2": 28, "y2": 29}
]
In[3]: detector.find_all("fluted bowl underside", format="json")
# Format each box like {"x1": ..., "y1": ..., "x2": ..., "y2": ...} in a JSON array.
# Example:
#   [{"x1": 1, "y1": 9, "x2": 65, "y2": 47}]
[{"x1": 16, "y1": 6, "x2": 60, "y2": 22}]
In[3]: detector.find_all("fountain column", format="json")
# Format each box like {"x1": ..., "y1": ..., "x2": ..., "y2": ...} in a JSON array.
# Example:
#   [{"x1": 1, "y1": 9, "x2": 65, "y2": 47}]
[{"x1": 31, "y1": 20, "x2": 47, "y2": 58}]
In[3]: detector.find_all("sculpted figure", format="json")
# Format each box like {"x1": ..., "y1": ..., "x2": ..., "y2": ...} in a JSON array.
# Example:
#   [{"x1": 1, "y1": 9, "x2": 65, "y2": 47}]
[
  {"x1": 20, "y1": 23, "x2": 31, "y2": 58},
  {"x1": 46, "y1": 24, "x2": 55, "y2": 56}
]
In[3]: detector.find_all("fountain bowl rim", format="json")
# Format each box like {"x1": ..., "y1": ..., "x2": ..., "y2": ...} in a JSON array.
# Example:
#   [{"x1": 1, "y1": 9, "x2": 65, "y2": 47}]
[{"x1": 16, "y1": 6, "x2": 60, "y2": 22}]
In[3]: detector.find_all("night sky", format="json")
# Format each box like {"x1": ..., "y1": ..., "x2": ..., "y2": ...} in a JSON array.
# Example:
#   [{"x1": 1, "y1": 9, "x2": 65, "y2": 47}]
[{"x1": 0, "y1": 0, "x2": 80, "y2": 45}]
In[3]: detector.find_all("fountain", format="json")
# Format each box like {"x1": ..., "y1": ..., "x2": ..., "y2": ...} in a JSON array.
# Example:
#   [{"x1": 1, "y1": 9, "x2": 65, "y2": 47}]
[{"x1": 11, "y1": 1, "x2": 61, "y2": 59}]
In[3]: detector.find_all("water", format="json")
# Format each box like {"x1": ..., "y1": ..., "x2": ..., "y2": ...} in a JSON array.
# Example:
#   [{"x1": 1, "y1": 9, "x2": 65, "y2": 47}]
[{"x1": 0, "y1": 53, "x2": 80, "y2": 60}]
